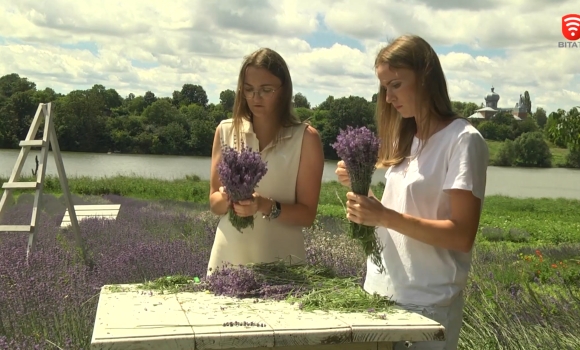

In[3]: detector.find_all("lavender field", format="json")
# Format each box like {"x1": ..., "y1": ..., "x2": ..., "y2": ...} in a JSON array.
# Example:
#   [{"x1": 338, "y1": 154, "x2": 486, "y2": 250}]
[{"x1": 0, "y1": 193, "x2": 579, "y2": 349}]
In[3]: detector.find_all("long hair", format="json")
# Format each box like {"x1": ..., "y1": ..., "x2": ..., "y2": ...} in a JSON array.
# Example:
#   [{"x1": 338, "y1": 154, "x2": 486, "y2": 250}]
[
  {"x1": 374, "y1": 34, "x2": 460, "y2": 168},
  {"x1": 231, "y1": 48, "x2": 301, "y2": 142}
]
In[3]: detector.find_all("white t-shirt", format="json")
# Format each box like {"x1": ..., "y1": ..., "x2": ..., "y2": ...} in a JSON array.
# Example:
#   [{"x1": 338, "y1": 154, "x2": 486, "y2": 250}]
[{"x1": 363, "y1": 118, "x2": 489, "y2": 307}]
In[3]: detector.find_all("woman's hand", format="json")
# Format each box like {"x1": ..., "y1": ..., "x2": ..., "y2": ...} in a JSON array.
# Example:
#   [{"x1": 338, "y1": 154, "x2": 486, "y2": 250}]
[
  {"x1": 233, "y1": 192, "x2": 266, "y2": 217},
  {"x1": 335, "y1": 160, "x2": 351, "y2": 187},
  {"x1": 345, "y1": 192, "x2": 389, "y2": 227},
  {"x1": 218, "y1": 186, "x2": 229, "y2": 202}
]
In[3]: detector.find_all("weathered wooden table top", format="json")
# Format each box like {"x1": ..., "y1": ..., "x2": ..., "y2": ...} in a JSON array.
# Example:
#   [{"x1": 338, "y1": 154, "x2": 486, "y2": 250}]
[{"x1": 90, "y1": 284, "x2": 445, "y2": 350}]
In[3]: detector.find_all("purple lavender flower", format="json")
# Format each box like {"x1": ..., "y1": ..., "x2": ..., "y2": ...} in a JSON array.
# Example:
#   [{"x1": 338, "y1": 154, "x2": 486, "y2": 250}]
[
  {"x1": 331, "y1": 126, "x2": 385, "y2": 273},
  {"x1": 217, "y1": 145, "x2": 268, "y2": 232}
]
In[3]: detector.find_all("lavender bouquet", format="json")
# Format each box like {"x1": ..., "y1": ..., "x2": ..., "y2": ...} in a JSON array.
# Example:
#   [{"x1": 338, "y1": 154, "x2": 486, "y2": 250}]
[
  {"x1": 218, "y1": 144, "x2": 268, "y2": 233},
  {"x1": 331, "y1": 126, "x2": 385, "y2": 273}
]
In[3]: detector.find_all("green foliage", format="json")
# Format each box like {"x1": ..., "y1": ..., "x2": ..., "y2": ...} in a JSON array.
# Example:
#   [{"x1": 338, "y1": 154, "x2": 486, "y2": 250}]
[
  {"x1": 0, "y1": 73, "x2": 574, "y2": 169},
  {"x1": 4, "y1": 175, "x2": 578, "y2": 246},
  {"x1": 512, "y1": 117, "x2": 539, "y2": 139},
  {"x1": 451, "y1": 101, "x2": 479, "y2": 118},
  {"x1": 477, "y1": 121, "x2": 513, "y2": 141},
  {"x1": 533, "y1": 107, "x2": 548, "y2": 128},
  {"x1": 491, "y1": 112, "x2": 514, "y2": 126},
  {"x1": 513, "y1": 131, "x2": 552, "y2": 167},
  {"x1": 517, "y1": 250, "x2": 580, "y2": 285},
  {"x1": 545, "y1": 108, "x2": 579, "y2": 149},
  {"x1": 293, "y1": 92, "x2": 310, "y2": 109},
  {"x1": 564, "y1": 146, "x2": 580, "y2": 168},
  {"x1": 493, "y1": 139, "x2": 516, "y2": 166}
]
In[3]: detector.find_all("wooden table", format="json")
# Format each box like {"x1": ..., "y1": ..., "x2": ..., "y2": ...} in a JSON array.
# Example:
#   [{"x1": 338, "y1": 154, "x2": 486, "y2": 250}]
[{"x1": 90, "y1": 284, "x2": 445, "y2": 350}]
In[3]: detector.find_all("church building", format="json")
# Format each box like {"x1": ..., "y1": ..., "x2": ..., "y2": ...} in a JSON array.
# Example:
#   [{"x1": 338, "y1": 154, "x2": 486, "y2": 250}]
[{"x1": 468, "y1": 87, "x2": 529, "y2": 121}]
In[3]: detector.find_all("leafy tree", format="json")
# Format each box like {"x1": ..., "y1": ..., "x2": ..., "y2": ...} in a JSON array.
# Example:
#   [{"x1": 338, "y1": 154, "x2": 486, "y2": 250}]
[
  {"x1": 180, "y1": 84, "x2": 208, "y2": 107},
  {"x1": 545, "y1": 109, "x2": 571, "y2": 148},
  {"x1": 533, "y1": 107, "x2": 547, "y2": 128},
  {"x1": 294, "y1": 107, "x2": 313, "y2": 122},
  {"x1": 0, "y1": 73, "x2": 573, "y2": 167},
  {"x1": 494, "y1": 140, "x2": 516, "y2": 166},
  {"x1": 219, "y1": 89, "x2": 235, "y2": 112},
  {"x1": 523, "y1": 91, "x2": 532, "y2": 115},
  {"x1": 512, "y1": 117, "x2": 539, "y2": 139},
  {"x1": 144, "y1": 91, "x2": 157, "y2": 107},
  {"x1": 477, "y1": 121, "x2": 512, "y2": 141},
  {"x1": 513, "y1": 131, "x2": 552, "y2": 168},
  {"x1": 293, "y1": 92, "x2": 310, "y2": 109},
  {"x1": 491, "y1": 112, "x2": 513, "y2": 126}
]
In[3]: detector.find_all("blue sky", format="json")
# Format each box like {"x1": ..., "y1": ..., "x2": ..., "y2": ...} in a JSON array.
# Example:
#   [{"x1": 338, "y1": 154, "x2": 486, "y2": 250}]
[{"x1": 0, "y1": 1, "x2": 578, "y2": 114}]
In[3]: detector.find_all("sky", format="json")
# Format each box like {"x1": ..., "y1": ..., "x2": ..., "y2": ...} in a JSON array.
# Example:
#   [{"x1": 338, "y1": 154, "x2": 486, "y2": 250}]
[{"x1": 0, "y1": 0, "x2": 578, "y2": 115}]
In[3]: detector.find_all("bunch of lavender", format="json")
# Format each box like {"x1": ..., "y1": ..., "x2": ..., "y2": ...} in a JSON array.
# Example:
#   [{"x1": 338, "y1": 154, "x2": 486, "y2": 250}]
[
  {"x1": 331, "y1": 126, "x2": 385, "y2": 273},
  {"x1": 218, "y1": 144, "x2": 268, "y2": 232}
]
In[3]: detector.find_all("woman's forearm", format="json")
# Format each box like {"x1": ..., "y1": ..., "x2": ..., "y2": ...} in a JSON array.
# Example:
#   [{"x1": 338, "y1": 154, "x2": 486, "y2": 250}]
[
  {"x1": 382, "y1": 210, "x2": 475, "y2": 253},
  {"x1": 258, "y1": 198, "x2": 316, "y2": 227},
  {"x1": 209, "y1": 191, "x2": 229, "y2": 215}
]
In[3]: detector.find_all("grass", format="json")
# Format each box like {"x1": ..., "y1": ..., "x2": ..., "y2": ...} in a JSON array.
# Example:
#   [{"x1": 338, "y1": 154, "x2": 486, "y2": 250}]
[
  {"x1": 2, "y1": 174, "x2": 579, "y2": 244},
  {"x1": 486, "y1": 140, "x2": 570, "y2": 167},
  {"x1": 1, "y1": 176, "x2": 580, "y2": 349}
]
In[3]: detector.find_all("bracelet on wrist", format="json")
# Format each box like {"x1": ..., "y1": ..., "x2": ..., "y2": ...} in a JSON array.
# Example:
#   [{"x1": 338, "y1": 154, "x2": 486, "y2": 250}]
[{"x1": 262, "y1": 198, "x2": 281, "y2": 221}]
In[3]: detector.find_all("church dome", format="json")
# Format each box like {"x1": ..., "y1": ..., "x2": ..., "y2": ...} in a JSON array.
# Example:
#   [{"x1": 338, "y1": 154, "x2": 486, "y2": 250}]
[{"x1": 485, "y1": 87, "x2": 500, "y2": 101}]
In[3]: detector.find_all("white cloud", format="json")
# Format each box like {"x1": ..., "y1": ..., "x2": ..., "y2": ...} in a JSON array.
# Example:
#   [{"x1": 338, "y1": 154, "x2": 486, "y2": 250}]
[{"x1": 0, "y1": 0, "x2": 577, "y2": 114}]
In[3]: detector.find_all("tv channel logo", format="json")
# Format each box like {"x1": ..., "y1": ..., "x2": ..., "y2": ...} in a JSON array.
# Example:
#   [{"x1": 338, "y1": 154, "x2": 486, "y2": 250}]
[
  {"x1": 562, "y1": 14, "x2": 580, "y2": 40},
  {"x1": 559, "y1": 14, "x2": 580, "y2": 48}
]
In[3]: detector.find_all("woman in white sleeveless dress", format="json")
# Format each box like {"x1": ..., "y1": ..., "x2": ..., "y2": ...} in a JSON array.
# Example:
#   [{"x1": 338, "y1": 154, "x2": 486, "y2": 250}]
[
  {"x1": 206, "y1": 48, "x2": 324, "y2": 275},
  {"x1": 336, "y1": 35, "x2": 489, "y2": 350}
]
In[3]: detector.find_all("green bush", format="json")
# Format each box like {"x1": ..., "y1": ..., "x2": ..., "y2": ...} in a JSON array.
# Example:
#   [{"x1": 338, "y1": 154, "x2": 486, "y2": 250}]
[
  {"x1": 565, "y1": 146, "x2": 580, "y2": 168},
  {"x1": 477, "y1": 121, "x2": 513, "y2": 141},
  {"x1": 512, "y1": 118, "x2": 539, "y2": 139},
  {"x1": 514, "y1": 131, "x2": 552, "y2": 167},
  {"x1": 493, "y1": 139, "x2": 516, "y2": 166}
]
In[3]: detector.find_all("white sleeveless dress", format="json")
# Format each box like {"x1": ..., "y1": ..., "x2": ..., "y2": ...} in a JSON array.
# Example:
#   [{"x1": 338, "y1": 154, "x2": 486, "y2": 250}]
[{"x1": 206, "y1": 118, "x2": 308, "y2": 275}]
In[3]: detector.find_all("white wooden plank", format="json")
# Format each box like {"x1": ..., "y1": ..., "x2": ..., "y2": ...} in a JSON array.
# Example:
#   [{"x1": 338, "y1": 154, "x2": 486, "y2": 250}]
[
  {"x1": 249, "y1": 301, "x2": 352, "y2": 347},
  {"x1": 72, "y1": 204, "x2": 122, "y2": 210},
  {"x1": 91, "y1": 286, "x2": 195, "y2": 350},
  {"x1": 19, "y1": 140, "x2": 45, "y2": 147},
  {"x1": 61, "y1": 213, "x2": 118, "y2": 220},
  {"x1": 2, "y1": 182, "x2": 40, "y2": 189},
  {"x1": 178, "y1": 292, "x2": 274, "y2": 350},
  {"x1": 330, "y1": 309, "x2": 445, "y2": 343},
  {"x1": 0, "y1": 225, "x2": 33, "y2": 232},
  {"x1": 61, "y1": 204, "x2": 121, "y2": 227},
  {"x1": 48, "y1": 110, "x2": 86, "y2": 262},
  {"x1": 64, "y1": 210, "x2": 120, "y2": 216}
]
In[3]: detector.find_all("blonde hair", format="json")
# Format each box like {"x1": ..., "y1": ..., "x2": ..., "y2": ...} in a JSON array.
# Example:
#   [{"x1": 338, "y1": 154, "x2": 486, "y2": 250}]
[
  {"x1": 374, "y1": 34, "x2": 460, "y2": 168},
  {"x1": 231, "y1": 48, "x2": 301, "y2": 142}
]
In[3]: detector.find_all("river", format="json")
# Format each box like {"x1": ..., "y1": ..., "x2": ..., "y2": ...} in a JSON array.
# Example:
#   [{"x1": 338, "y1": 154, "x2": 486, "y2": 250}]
[{"x1": 1, "y1": 149, "x2": 579, "y2": 200}]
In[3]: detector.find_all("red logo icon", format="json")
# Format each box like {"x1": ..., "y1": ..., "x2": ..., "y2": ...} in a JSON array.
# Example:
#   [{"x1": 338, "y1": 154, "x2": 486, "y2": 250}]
[{"x1": 562, "y1": 14, "x2": 580, "y2": 41}]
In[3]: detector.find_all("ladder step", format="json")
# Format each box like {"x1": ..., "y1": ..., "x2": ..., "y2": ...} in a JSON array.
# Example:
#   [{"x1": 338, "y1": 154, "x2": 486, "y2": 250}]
[
  {"x1": 2, "y1": 182, "x2": 40, "y2": 189},
  {"x1": 0, "y1": 225, "x2": 33, "y2": 232},
  {"x1": 19, "y1": 140, "x2": 46, "y2": 147}
]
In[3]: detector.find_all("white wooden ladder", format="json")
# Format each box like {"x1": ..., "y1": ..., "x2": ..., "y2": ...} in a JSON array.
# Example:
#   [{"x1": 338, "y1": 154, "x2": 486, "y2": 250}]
[{"x1": 0, "y1": 102, "x2": 86, "y2": 262}]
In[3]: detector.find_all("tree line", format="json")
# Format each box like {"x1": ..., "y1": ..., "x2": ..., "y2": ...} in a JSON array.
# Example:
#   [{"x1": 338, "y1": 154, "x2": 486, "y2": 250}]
[{"x1": 0, "y1": 73, "x2": 578, "y2": 165}]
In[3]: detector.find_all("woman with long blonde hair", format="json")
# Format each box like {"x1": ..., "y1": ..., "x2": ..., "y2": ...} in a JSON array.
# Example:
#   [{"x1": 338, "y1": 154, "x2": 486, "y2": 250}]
[
  {"x1": 336, "y1": 35, "x2": 489, "y2": 349},
  {"x1": 207, "y1": 48, "x2": 324, "y2": 275}
]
